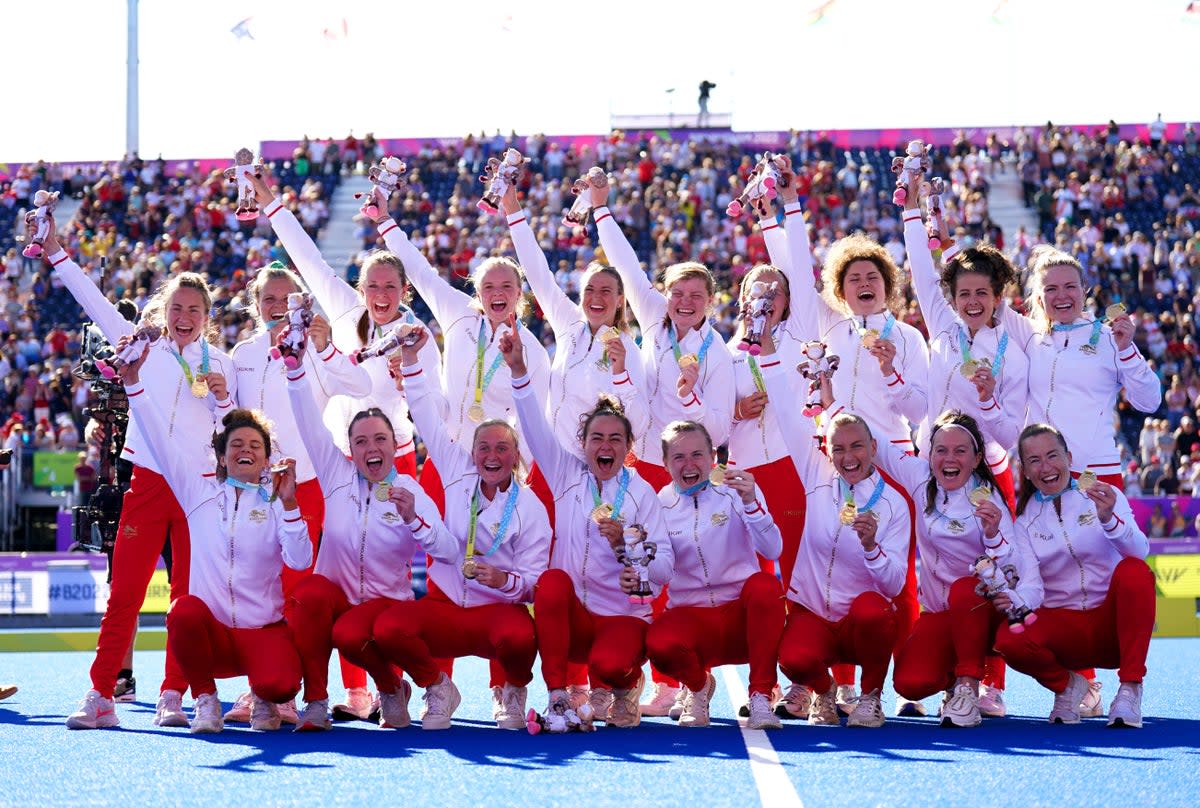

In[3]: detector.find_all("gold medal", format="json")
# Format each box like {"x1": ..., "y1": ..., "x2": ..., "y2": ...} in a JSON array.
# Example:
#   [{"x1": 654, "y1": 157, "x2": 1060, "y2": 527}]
[
  {"x1": 968, "y1": 484, "x2": 992, "y2": 508},
  {"x1": 601, "y1": 327, "x2": 622, "y2": 344},
  {"x1": 269, "y1": 463, "x2": 289, "y2": 501},
  {"x1": 591, "y1": 503, "x2": 614, "y2": 523},
  {"x1": 1077, "y1": 470, "x2": 1098, "y2": 492},
  {"x1": 374, "y1": 483, "x2": 392, "y2": 503},
  {"x1": 190, "y1": 377, "x2": 209, "y2": 398},
  {"x1": 839, "y1": 502, "x2": 857, "y2": 526},
  {"x1": 1105, "y1": 303, "x2": 1126, "y2": 322},
  {"x1": 860, "y1": 329, "x2": 880, "y2": 349},
  {"x1": 462, "y1": 558, "x2": 478, "y2": 579},
  {"x1": 959, "y1": 359, "x2": 979, "y2": 379},
  {"x1": 678, "y1": 353, "x2": 698, "y2": 369},
  {"x1": 709, "y1": 465, "x2": 726, "y2": 486},
  {"x1": 467, "y1": 403, "x2": 486, "y2": 422}
]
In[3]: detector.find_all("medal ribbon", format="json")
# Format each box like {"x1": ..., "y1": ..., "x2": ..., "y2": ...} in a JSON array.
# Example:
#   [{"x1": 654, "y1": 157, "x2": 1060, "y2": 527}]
[
  {"x1": 225, "y1": 476, "x2": 271, "y2": 502},
  {"x1": 675, "y1": 480, "x2": 708, "y2": 497},
  {"x1": 958, "y1": 327, "x2": 1010, "y2": 376},
  {"x1": 747, "y1": 355, "x2": 765, "y2": 393},
  {"x1": 170, "y1": 339, "x2": 210, "y2": 385},
  {"x1": 465, "y1": 477, "x2": 521, "y2": 560},
  {"x1": 1033, "y1": 479, "x2": 1078, "y2": 502},
  {"x1": 359, "y1": 468, "x2": 397, "y2": 501},
  {"x1": 1051, "y1": 318, "x2": 1103, "y2": 351},
  {"x1": 859, "y1": 312, "x2": 896, "y2": 343},
  {"x1": 474, "y1": 318, "x2": 507, "y2": 408},
  {"x1": 839, "y1": 474, "x2": 886, "y2": 514},
  {"x1": 668, "y1": 322, "x2": 715, "y2": 367},
  {"x1": 591, "y1": 467, "x2": 631, "y2": 521}
]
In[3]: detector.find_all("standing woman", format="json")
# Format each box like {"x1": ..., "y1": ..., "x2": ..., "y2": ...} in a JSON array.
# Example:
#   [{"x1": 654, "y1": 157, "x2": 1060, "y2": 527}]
[
  {"x1": 501, "y1": 329, "x2": 673, "y2": 729},
  {"x1": 49, "y1": 224, "x2": 238, "y2": 730},
  {"x1": 90, "y1": 341, "x2": 310, "y2": 733},
  {"x1": 994, "y1": 424, "x2": 1154, "y2": 727},
  {"x1": 372, "y1": 328, "x2": 551, "y2": 731},
  {"x1": 758, "y1": 331, "x2": 912, "y2": 728}
]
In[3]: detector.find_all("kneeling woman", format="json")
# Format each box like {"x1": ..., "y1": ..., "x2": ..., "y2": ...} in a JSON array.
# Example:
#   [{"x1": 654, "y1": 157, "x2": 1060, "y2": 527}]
[
  {"x1": 116, "y1": 341, "x2": 311, "y2": 733},
  {"x1": 645, "y1": 421, "x2": 785, "y2": 730},
  {"x1": 994, "y1": 425, "x2": 1154, "y2": 727},
  {"x1": 881, "y1": 412, "x2": 1039, "y2": 727},
  {"x1": 372, "y1": 328, "x2": 551, "y2": 731},
  {"x1": 758, "y1": 332, "x2": 912, "y2": 728}
]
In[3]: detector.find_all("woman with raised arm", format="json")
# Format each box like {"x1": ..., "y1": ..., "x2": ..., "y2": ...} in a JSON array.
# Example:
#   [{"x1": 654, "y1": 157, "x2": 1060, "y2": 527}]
[
  {"x1": 282, "y1": 337, "x2": 456, "y2": 732},
  {"x1": 879, "y1": 411, "x2": 1038, "y2": 727},
  {"x1": 994, "y1": 424, "x2": 1154, "y2": 728},
  {"x1": 70, "y1": 340, "x2": 310, "y2": 734},
  {"x1": 48, "y1": 221, "x2": 238, "y2": 731},
  {"x1": 248, "y1": 172, "x2": 444, "y2": 479},
  {"x1": 371, "y1": 327, "x2": 551, "y2": 731},
  {"x1": 757, "y1": 330, "x2": 912, "y2": 728},
  {"x1": 501, "y1": 325, "x2": 673, "y2": 730},
  {"x1": 645, "y1": 421, "x2": 785, "y2": 731}
]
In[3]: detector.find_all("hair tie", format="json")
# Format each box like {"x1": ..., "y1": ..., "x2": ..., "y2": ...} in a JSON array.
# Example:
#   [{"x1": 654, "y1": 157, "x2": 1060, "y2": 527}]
[{"x1": 935, "y1": 422, "x2": 979, "y2": 453}]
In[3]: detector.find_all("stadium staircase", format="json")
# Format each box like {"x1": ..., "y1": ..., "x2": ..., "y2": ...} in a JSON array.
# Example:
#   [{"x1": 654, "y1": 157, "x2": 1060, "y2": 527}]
[
  {"x1": 985, "y1": 166, "x2": 1038, "y2": 247},
  {"x1": 318, "y1": 174, "x2": 372, "y2": 278}
]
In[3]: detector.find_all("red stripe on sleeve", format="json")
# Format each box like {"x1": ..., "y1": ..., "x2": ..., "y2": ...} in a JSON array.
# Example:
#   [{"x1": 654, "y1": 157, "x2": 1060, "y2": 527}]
[
  {"x1": 1119, "y1": 350, "x2": 1137, "y2": 361},
  {"x1": 508, "y1": 216, "x2": 526, "y2": 227},
  {"x1": 886, "y1": 372, "x2": 904, "y2": 387},
  {"x1": 594, "y1": 212, "x2": 612, "y2": 223},
  {"x1": 50, "y1": 254, "x2": 70, "y2": 267},
  {"x1": 379, "y1": 222, "x2": 399, "y2": 237},
  {"x1": 760, "y1": 223, "x2": 779, "y2": 232}
]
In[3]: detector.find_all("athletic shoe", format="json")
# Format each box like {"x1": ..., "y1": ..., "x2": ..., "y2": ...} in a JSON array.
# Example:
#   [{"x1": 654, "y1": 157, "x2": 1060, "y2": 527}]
[
  {"x1": 609, "y1": 674, "x2": 645, "y2": 728},
  {"x1": 275, "y1": 698, "x2": 300, "y2": 726},
  {"x1": 1106, "y1": 682, "x2": 1143, "y2": 729},
  {"x1": 746, "y1": 691, "x2": 783, "y2": 730},
  {"x1": 494, "y1": 684, "x2": 528, "y2": 730},
  {"x1": 640, "y1": 681, "x2": 681, "y2": 717},
  {"x1": 847, "y1": 688, "x2": 885, "y2": 728},
  {"x1": 250, "y1": 696, "x2": 282, "y2": 731},
  {"x1": 940, "y1": 677, "x2": 982, "y2": 728},
  {"x1": 566, "y1": 684, "x2": 591, "y2": 711},
  {"x1": 420, "y1": 674, "x2": 461, "y2": 731},
  {"x1": 668, "y1": 687, "x2": 688, "y2": 720},
  {"x1": 332, "y1": 686, "x2": 374, "y2": 722},
  {"x1": 679, "y1": 673, "x2": 717, "y2": 728},
  {"x1": 738, "y1": 683, "x2": 782, "y2": 718},
  {"x1": 1079, "y1": 679, "x2": 1104, "y2": 718},
  {"x1": 895, "y1": 696, "x2": 927, "y2": 717},
  {"x1": 113, "y1": 676, "x2": 136, "y2": 703},
  {"x1": 977, "y1": 684, "x2": 1006, "y2": 718},
  {"x1": 808, "y1": 685, "x2": 840, "y2": 726},
  {"x1": 0, "y1": 684, "x2": 18, "y2": 701},
  {"x1": 379, "y1": 681, "x2": 412, "y2": 729},
  {"x1": 191, "y1": 692, "x2": 224, "y2": 734},
  {"x1": 590, "y1": 688, "x2": 615, "y2": 723},
  {"x1": 295, "y1": 699, "x2": 331, "y2": 732},
  {"x1": 1048, "y1": 671, "x2": 1090, "y2": 725},
  {"x1": 66, "y1": 689, "x2": 119, "y2": 729},
  {"x1": 835, "y1": 684, "x2": 859, "y2": 717},
  {"x1": 224, "y1": 691, "x2": 254, "y2": 723},
  {"x1": 154, "y1": 689, "x2": 190, "y2": 728},
  {"x1": 775, "y1": 684, "x2": 813, "y2": 720}
]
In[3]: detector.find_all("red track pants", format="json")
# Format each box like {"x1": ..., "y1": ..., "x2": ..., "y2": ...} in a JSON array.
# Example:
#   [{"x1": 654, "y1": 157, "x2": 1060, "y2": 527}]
[{"x1": 779, "y1": 592, "x2": 898, "y2": 695}]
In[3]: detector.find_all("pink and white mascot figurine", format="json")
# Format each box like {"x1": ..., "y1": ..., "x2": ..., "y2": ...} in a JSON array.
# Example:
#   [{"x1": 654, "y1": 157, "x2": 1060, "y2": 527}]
[
  {"x1": 21, "y1": 189, "x2": 61, "y2": 259},
  {"x1": 727, "y1": 152, "x2": 788, "y2": 218},
  {"x1": 924, "y1": 176, "x2": 949, "y2": 250},
  {"x1": 971, "y1": 553, "x2": 1037, "y2": 633},
  {"x1": 795, "y1": 341, "x2": 840, "y2": 417},
  {"x1": 563, "y1": 166, "x2": 611, "y2": 227},
  {"x1": 97, "y1": 322, "x2": 161, "y2": 380},
  {"x1": 477, "y1": 148, "x2": 528, "y2": 215},
  {"x1": 526, "y1": 700, "x2": 595, "y2": 735},
  {"x1": 357, "y1": 156, "x2": 407, "y2": 220},
  {"x1": 890, "y1": 140, "x2": 931, "y2": 206},
  {"x1": 738, "y1": 280, "x2": 779, "y2": 356},
  {"x1": 270, "y1": 292, "x2": 315, "y2": 369},
  {"x1": 224, "y1": 148, "x2": 265, "y2": 222},
  {"x1": 349, "y1": 321, "x2": 419, "y2": 366}
]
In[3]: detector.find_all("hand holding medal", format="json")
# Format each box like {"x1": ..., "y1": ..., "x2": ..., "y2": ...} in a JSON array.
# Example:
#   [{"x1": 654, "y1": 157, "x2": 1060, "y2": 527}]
[
  {"x1": 1106, "y1": 304, "x2": 1134, "y2": 352},
  {"x1": 969, "y1": 485, "x2": 1002, "y2": 539},
  {"x1": 387, "y1": 485, "x2": 417, "y2": 522},
  {"x1": 202, "y1": 371, "x2": 228, "y2": 402},
  {"x1": 601, "y1": 327, "x2": 625, "y2": 374},
  {"x1": 722, "y1": 468, "x2": 758, "y2": 506},
  {"x1": 851, "y1": 510, "x2": 879, "y2": 551},
  {"x1": 677, "y1": 354, "x2": 700, "y2": 398},
  {"x1": 1078, "y1": 471, "x2": 1115, "y2": 523},
  {"x1": 271, "y1": 458, "x2": 298, "y2": 507},
  {"x1": 596, "y1": 514, "x2": 624, "y2": 551}
]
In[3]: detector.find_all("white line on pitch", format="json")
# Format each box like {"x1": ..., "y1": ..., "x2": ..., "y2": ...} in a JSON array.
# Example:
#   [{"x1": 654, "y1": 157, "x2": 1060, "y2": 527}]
[{"x1": 718, "y1": 665, "x2": 804, "y2": 808}]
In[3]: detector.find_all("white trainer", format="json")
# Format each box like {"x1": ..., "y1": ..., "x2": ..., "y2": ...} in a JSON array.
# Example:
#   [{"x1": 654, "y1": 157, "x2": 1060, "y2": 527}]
[
  {"x1": 250, "y1": 695, "x2": 282, "y2": 731},
  {"x1": 835, "y1": 684, "x2": 859, "y2": 717},
  {"x1": 66, "y1": 689, "x2": 119, "y2": 730},
  {"x1": 640, "y1": 681, "x2": 681, "y2": 717},
  {"x1": 589, "y1": 688, "x2": 614, "y2": 723},
  {"x1": 738, "y1": 683, "x2": 782, "y2": 718},
  {"x1": 1048, "y1": 671, "x2": 1090, "y2": 725},
  {"x1": 809, "y1": 685, "x2": 840, "y2": 726},
  {"x1": 379, "y1": 680, "x2": 412, "y2": 729},
  {"x1": 977, "y1": 684, "x2": 1006, "y2": 718},
  {"x1": 191, "y1": 692, "x2": 224, "y2": 734},
  {"x1": 895, "y1": 696, "x2": 927, "y2": 717},
  {"x1": 566, "y1": 684, "x2": 591, "y2": 711},
  {"x1": 678, "y1": 673, "x2": 716, "y2": 728},
  {"x1": 332, "y1": 686, "x2": 374, "y2": 722},
  {"x1": 224, "y1": 691, "x2": 254, "y2": 723},
  {"x1": 1079, "y1": 679, "x2": 1104, "y2": 718},
  {"x1": 847, "y1": 688, "x2": 885, "y2": 728},
  {"x1": 1106, "y1": 682, "x2": 1143, "y2": 728},
  {"x1": 420, "y1": 674, "x2": 461, "y2": 731},
  {"x1": 668, "y1": 686, "x2": 688, "y2": 720},
  {"x1": 494, "y1": 683, "x2": 528, "y2": 730},
  {"x1": 154, "y1": 689, "x2": 190, "y2": 728},
  {"x1": 275, "y1": 698, "x2": 300, "y2": 726},
  {"x1": 746, "y1": 691, "x2": 782, "y2": 730},
  {"x1": 609, "y1": 674, "x2": 645, "y2": 728},
  {"x1": 295, "y1": 699, "x2": 331, "y2": 732},
  {"x1": 940, "y1": 677, "x2": 982, "y2": 728},
  {"x1": 775, "y1": 683, "x2": 812, "y2": 720}
]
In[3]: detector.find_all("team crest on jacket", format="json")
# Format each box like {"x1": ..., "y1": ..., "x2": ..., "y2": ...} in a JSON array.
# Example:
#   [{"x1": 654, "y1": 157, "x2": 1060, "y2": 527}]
[
  {"x1": 380, "y1": 511, "x2": 400, "y2": 524},
  {"x1": 711, "y1": 511, "x2": 729, "y2": 527},
  {"x1": 1077, "y1": 511, "x2": 1096, "y2": 526},
  {"x1": 249, "y1": 509, "x2": 267, "y2": 523}
]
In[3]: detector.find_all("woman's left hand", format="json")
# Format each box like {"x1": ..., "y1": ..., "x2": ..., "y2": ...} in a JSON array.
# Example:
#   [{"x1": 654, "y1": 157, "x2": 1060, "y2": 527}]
[
  {"x1": 853, "y1": 512, "x2": 879, "y2": 551},
  {"x1": 1110, "y1": 314, "x2": 1135, "y2": 352},
  {"x1": 970, "y1": 364, "x2": 997, "y2": 403},
  {"x1": 677, "y1": 362, "x2": 699, "y2": 398},
  {"x1": 308, "y1": 314, "x2": 331, "y2": 354},
  {"x1": 724, "y1": 469, "x2": 757, "y2": 506},
  {"x1": 275, "y1": 458, "x2": 298, "y2": 506},
  {"x1": 470, "y1": 559, "x2": 509, "y2": 590}
]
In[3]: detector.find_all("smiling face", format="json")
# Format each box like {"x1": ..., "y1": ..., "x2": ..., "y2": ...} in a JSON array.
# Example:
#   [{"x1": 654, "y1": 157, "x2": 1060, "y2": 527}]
[
  {"x1": 349, "y1": 415, "x2": 397, "y2": 482},
  {"x1": 362, "y1": 262, "x2": 406, "y2": 326},
  {"x1": 952, "y1": 271, "x2": 999, "y2": 332},
  {"x1": 583, "y1": 414, "x2": 630, "y2": 482},
  {"x1": 841, "y1": 259, "x2": 888, "y2": 317},
  {"x1": 580, "y1": 268, "x2": 624, "y2": 330},
  {"x1": 929, "y1": 426, "x2": 982, "y2": 491},
  {"x1": 222, "y1": 425, "x2": 268, "y2": 484},
  {"x1": 665, "y1": 429, "x2": 714, "y2": 490},
  {"x1": 666, "y1": 276, "x2": 710, "y2": 333},
  {"x1": 166, "y1": 286, "x2": 208, "y2": 346},
  {"x1": 828, "y1": 419, "x2": 876, "y2": 485},
  {"x1": 1039, "y1": 263, "x2": 1084, "y2": 325},
  {"x1": 475, "y1": 262, "x2": 522, "y2": 325},
  {"x1": 1020, "y1": 430, "x2": 1072, "y2": 496},
  {"x1": 258, "y1": 275, "x2": 301, "y2": 332},
  {"x1": 472, "y1": 423, "x2": 519, "y2": 491}
]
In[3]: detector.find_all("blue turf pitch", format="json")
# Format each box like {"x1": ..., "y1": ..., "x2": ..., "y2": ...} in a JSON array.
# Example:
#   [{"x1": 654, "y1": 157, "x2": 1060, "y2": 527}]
[{"x1": 2, "y1": 639, "x2": 1198, "y2": 808}]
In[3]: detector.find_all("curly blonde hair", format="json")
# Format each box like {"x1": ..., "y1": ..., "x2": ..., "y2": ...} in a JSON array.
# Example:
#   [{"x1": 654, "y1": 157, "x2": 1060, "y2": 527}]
[{"x1": 820, "y1": 234, "x2": 902, "y2": 313}]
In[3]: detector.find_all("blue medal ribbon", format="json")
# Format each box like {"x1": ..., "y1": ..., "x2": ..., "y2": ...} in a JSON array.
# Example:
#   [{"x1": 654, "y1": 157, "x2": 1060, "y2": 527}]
[
  {"x1": 668, "y1": 322, "x2": 715, "y2": 367},
  {"x1": 225, "y1": 476, "x2": 271, "y2": 502},
  {"x1": 591, "y1": 467, "x2": 631, "y2": 521},
  {"x1": 675, "y1": 480, "x2": 708, "y2": 497},
  {"x1": 467, "y1": 477, "x2": 521, "y2": 558},
  {"x1": 1034, "y1": 479, "x2": 1077, "y2": 502},
  {"x1": 839, "y1": 474, "x2": 886, "y2": 514},
  {"x1": 958, "y1": 326, "x2": 1010, "y2": 376}
]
